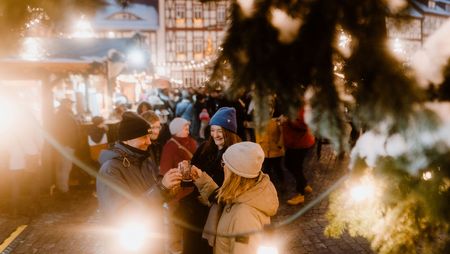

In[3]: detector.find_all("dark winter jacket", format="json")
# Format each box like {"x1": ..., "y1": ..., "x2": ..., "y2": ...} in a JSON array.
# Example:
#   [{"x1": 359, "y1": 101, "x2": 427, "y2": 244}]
[
  {"x1": 96, "y1": 142, "x2": 169, "y2": 221},
  {"x1": 191, "y1": 142, "x2": 226, "y2": 185},
  {"x1": 54, "y1": 108, "x2": 80, "y2": 149},
  {"x1": 148, "y1": 141, "x2": 163, "y2": 167}
]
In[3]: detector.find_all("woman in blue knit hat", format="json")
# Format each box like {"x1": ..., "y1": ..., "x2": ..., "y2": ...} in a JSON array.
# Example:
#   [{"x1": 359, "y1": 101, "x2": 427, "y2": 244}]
[{"x1": 179, "y1": 107, "x2": 241, "y2": 254}]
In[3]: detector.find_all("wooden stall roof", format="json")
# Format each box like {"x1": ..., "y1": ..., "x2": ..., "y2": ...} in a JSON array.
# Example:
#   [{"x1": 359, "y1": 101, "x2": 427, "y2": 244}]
[{"x1": 0, "y1": 59, "x2": 100, "y2": 80}]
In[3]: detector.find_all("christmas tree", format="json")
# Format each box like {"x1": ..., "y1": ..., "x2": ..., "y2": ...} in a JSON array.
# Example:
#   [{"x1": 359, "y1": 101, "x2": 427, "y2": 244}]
[{"x1": 204, "y1": 0, "x2": 450, "y2": 253}]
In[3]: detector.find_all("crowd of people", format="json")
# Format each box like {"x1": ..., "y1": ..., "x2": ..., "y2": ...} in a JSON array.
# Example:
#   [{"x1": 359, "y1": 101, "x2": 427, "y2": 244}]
[
  {"x1": 92, "y1": 86, "x2": 317, "y2": 254},
  {"x1": 0, "y1": 85, "x2": 318, "y2": 254}
]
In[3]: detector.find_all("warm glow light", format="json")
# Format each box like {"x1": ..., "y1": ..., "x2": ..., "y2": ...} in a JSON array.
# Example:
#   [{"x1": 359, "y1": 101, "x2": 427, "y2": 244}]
[
  {"x1": 118, "y1": 221, "x2": 148, "y2": 252},
  {"x1": 72, "y1": 16, "x2": 95, "y2": 38},
  {"x1": 392, "y1": 38, "x2": 405, "y2": 55},
  {"x1": 350, "y1": 181, "x2": 376, "y2": 202},
  {"x1": 107, "y1": 31, "x2": 115, "y2": 38},
  {"x1": 422, "y1": 171, "x2": 432, "y2": 181},
  {"x1": 337, "y1": 28, "x2": 352, "y2": 57},
  {"x1": 21, "y1": 37, "x2": 45, "y2": 60},
  {"x1": 339, "y1": 32, "x2": 350, "y2": 49},
  {"x1": 257, "y1": 245, "x2": 279, "y2": 254}
]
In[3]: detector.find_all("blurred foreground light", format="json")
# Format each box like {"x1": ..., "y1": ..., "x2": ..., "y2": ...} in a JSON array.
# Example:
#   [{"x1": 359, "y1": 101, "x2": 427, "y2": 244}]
[
  {"x1": 127, "y1": 49, "x2": 146, "y2": 66},
  {"x1": 118, "y1": 221, "x2": 148, "y2": 252},
  {"x1": 257, "y1": 245, "x2": 279, "y2": 254},
  {"x1": 21, "y1": 37, "x2": 45, "y2": 60},
  {"x1": 350, "y1": 181, "x2": 375, "y2": 202},
  {"x1": 422, "y1": 171, "x2": 432, "y2": 181},
  {"x1": 0, "y1": 97, "x2": 16, "y2": 134},
  {"x1": 392, "y1": 38, "x2": 405, "y2": 56}
]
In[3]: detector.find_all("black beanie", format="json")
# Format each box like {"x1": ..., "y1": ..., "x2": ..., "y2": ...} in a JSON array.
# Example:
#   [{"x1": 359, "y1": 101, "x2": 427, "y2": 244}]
[{"x1": 118, "y1": 111, "x2": 151, "y2": 141}]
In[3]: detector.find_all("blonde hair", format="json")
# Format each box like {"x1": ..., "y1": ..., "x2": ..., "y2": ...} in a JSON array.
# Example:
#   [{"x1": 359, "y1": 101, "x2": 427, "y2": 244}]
[{"x1": 217, "y1": 168, "x2": 259, "y2": 205}]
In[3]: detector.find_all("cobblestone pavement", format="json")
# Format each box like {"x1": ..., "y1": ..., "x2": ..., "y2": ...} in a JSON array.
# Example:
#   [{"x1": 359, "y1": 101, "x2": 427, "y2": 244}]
[
  {"x1": 275, "y1": 145, "x2": 373, "y2": 254},
  {"x1": 0, "y1": 144, "x2": 374, "y2": 254}
]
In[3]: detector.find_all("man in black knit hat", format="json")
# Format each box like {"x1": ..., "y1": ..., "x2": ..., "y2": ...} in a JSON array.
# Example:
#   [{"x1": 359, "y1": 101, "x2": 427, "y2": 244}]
[{"x1": 96, "y1": 112, "x2": 182, "y2": 252}]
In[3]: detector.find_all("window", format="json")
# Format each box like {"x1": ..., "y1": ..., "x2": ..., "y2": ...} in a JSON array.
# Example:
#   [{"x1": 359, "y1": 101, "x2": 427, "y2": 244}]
[
  {"x1": 184, "y1": 71, "x2": 194, "y2": 87},
  {"x1": 176, "y1": 36, "x2": 186, "y2": 53},
  {"x1": 193, "y1": 4, "x2": 203, "y2": 19},
  {"x1": 193, "y1": 37, "x2": 203, "y2": 53},
  {"x1": 195, "y1": 71, "x2": 206, "y2": 86},
  {"x1": 176, "y1": 3, "x2": 186, "y2": 19},
  {"x1": 428, "y1": 0, "x2": 436, "y2": 9},
  {"x1": 217, "y1": 4, "x2": 227, "y2": 24}
]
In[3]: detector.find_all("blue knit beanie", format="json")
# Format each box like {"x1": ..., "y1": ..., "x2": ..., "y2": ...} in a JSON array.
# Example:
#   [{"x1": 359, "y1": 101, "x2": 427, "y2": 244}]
[{"x1": 209, "y1": 107, "x2": 237, "y2": 133}]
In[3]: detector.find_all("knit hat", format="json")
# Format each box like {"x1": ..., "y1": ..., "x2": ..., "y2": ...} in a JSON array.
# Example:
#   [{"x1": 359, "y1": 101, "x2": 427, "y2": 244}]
[
  {"x1": 118, "y1": 111, "x2": 151, "y2": 141},
  {"x1": 209, "y1": 107, "x2": 237, "y2": 133},
  {"x1": 222, "y1": 142, "x2": 264, "y2": 178},
  {"x1": 169, "y1": 117, "x2": 189, "y2": 135}
]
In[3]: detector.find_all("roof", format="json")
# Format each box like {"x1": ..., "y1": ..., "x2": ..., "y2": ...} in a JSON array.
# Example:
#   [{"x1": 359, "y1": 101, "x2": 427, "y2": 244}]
[
  {"x1": 93, "y1": 1, "x2": 158, "y2": 31},
  {"x1": 0, "y1": 37, "x2": 141, "y2": 77},
  {"x1": 411, "y1": 0, "x2": 450, "y2": 16},
  {"x1": 41, "y1": 37, "x2": 136, "y2": 61},
  {"x1": 406, "y1": 6, "x2": 424, "y2": 18},
  {"x1": 393, "y1": 5, "x2": 424, "y2": 18},
  {"x1": 0, "y1": 59, "x2": 96, "y2": 79}
]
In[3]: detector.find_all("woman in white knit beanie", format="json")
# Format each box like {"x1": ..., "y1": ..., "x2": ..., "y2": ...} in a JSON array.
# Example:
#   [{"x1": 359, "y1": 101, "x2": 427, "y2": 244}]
[{"x1": 191, "y1": 142, "x2": 279, "y2": 254}]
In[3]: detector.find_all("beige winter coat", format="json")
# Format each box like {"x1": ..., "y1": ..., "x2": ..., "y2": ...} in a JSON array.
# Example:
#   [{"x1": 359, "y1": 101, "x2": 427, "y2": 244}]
[{"x1": 194, "y1": 172, "x2": 279, "y2": 254}]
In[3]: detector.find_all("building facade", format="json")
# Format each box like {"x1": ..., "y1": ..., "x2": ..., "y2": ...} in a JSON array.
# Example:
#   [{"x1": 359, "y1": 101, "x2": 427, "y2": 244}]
[
  {"x1": 156, "y1": 0, "x2": 230, "y2": 87},
  {"x1": 386, "y1": 0, "x2": 450, "y2": 60}
]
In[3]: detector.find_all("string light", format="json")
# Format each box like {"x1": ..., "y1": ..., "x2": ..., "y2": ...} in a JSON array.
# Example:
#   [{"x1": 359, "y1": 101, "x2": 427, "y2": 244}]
[
  {"x1": 422, "y1": 171, "x2": 432, "y2": 181},
  {"x1": 154, "y1": 57, "x2": 215, "y2": 71},
  {"x1": 25, "y1": 6, "x2": 48, "y2": 29}
]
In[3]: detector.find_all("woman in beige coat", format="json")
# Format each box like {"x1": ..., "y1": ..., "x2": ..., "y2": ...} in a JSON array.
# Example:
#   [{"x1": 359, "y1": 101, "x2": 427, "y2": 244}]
[{"x1": 192, "y1": 142, "x2": 279, "y2": 254}]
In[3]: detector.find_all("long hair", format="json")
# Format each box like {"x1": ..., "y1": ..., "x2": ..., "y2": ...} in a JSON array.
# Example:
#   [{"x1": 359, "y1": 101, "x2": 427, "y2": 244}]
[
  {"x1": 199, "y1": 127, "x2": 241, "y2": 156},
  {"x1": 217, "y1": 168, "x2": 259, "y2": 205}
]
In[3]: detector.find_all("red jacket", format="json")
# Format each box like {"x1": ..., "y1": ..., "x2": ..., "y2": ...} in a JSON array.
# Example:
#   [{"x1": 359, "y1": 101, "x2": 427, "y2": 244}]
[
  {"x1": 160, "y1": 136, "x2": 197, "y2": 201},
  {"x1": 282, "y1": 108, "x2": 315, "y2": 149},
  {"x1": 160, "y1": 136, "x2": 197, "y2": 175}
]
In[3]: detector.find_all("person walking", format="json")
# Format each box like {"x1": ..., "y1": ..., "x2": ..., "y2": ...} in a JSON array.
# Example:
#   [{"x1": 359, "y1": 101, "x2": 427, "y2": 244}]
[
  {"x1": 180, "y1": 106, "x2": 241, "y2": 254},
  {"x1": 191, "y1": 142, "x2": 279, "y2": 254},
  {"x1": 53, "y1": 98, "x2": 81, "y2": 196},
  {"x1": 255, "y1": 99, "x2": 285, "y2": 193},
  {"x1": 282, "y1": 106, "x2": 315, "y2": 205},
  {"x1": 198, "y1": 108, "x2": 210, "y2": 140}
]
